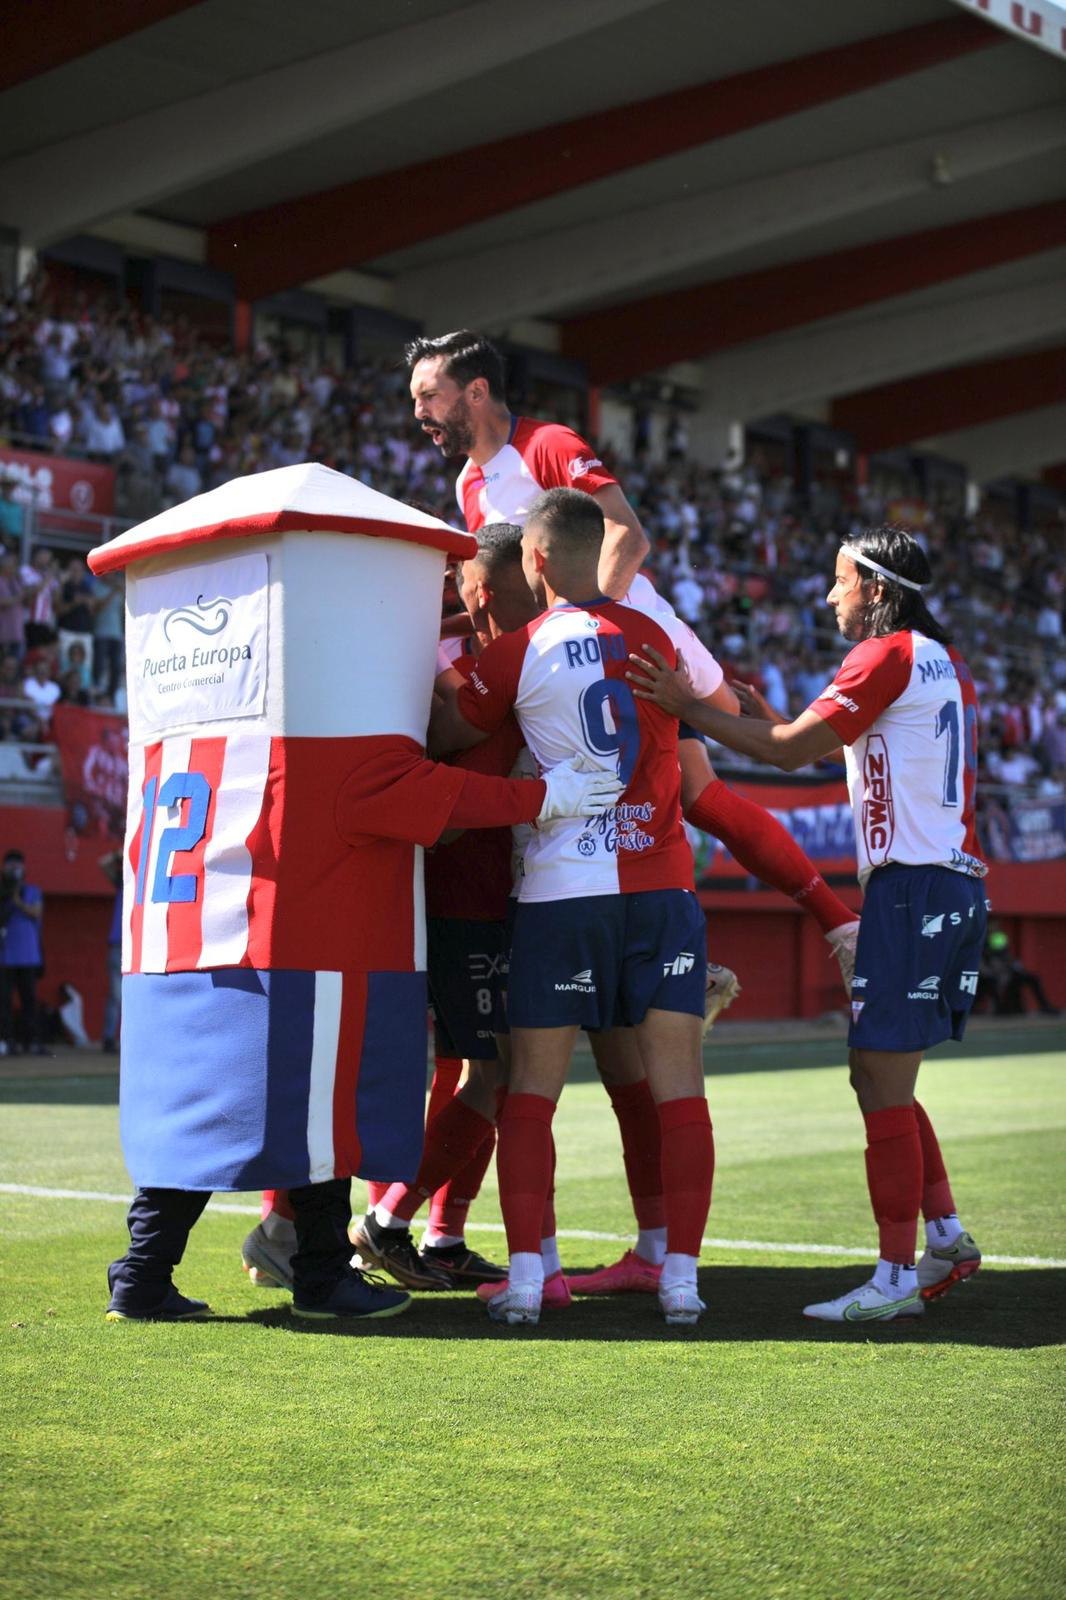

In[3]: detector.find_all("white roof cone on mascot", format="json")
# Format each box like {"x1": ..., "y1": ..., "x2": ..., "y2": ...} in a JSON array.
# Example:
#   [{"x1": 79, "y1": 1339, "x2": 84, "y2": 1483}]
[{"x1": 89, "y1": 463, "x2": 477, "y2": 1194}]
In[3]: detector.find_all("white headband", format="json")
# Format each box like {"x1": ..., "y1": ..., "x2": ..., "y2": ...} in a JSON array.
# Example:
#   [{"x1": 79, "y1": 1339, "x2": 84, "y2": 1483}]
[{"x1": 838, "y1": 545, "x2": 927, "y2": 591}]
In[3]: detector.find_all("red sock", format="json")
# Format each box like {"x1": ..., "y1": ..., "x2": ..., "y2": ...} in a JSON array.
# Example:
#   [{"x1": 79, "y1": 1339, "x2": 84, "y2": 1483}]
[
  {"x1": 365, "y1": 1181, "x2": 390, "y2": 1208},
  {"x1": 542, "y1": 1131, "x2": 557, "y2": 1241},
  {"x1": 863, "y1": 1105, "x2": 922, "y2": 1262},
  {"x1": 497, "y1": 1093, "x2": 556, "y2": 1256},
  {"x1": 606, "y1": 1079, "x2": 665, "y2": 1229},
  {"x1": 429, "y1": 1126, "x2": 497, "y2": 1237},
  {"x1": 380, "y1": 1098, "x2": 494, "y2": 1223},
  {"x1": 261, "y1": 1189, "x2": 294, "y2": 1222},
  {"x1": 659, "y1": 1097, "x2": 714, "y2": 1256},
  {"x1": 427, "y1": 1056, "x2": 463, "y2": 1125},
  {"x1": 685, "y1": 778, "x2": 853, "y2": 935},
  {"x1": 913, "y1": 1099, "x2": 955, "y2": 1221}
]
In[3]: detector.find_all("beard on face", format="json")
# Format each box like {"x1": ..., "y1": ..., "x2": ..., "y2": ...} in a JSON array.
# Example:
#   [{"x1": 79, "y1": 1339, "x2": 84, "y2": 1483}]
[{"x1": 424, "y1": 394, "x2": 475, "y2": 458}]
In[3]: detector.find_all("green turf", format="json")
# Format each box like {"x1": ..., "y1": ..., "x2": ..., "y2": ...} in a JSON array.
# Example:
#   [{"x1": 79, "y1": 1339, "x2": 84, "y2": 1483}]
[{"x1": 3, "y1": 1029, "x2": 1064, "y2": 1600}]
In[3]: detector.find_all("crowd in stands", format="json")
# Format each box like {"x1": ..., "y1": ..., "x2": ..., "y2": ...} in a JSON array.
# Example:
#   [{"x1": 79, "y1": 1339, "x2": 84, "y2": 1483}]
[{"x1": 1, "y1": 274, "x2": 1063, "y2": 805}]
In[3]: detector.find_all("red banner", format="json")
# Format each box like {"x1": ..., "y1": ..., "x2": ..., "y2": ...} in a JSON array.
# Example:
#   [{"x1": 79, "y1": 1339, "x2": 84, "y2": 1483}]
[
  {"x1": 691, "y1": 775, "x2": 856, "y2": 882},
  {"x1": 0, "y1": 445, "x2": 115, "y2": 524},
  {"x1": 51, "y1": 703, "x2": 129, "y2": 842}
]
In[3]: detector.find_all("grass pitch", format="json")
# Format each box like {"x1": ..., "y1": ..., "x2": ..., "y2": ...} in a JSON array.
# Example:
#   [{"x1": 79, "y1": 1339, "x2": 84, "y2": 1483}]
[{"x1": 2, "y1": 1025, "x2": 1064, "y2": 1600}]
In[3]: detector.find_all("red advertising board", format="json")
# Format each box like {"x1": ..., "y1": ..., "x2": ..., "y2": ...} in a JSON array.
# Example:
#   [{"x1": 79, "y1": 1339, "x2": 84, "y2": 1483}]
[
  {"x1": 51, "y1": 703, "x2": 129, "y2": 842},
  {"x1": 0, "y1": 445, "x2": 115, "y2": 525}
]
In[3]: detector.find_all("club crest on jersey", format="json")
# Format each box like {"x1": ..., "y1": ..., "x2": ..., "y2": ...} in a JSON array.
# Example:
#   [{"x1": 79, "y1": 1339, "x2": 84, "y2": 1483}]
[
  {"x1": 567, "y1": 455, "x2": 602, "y2": 479},
  {"x1": 862, "y1": 735, "x2": 895, "y2": 863}
]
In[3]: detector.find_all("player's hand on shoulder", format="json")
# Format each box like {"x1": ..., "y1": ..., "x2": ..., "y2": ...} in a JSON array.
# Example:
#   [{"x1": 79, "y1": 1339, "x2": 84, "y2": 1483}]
[
  {"x1": 537, "y1": 754, "x2": 623, "y2": 822},
  {"x1": 626, "y1": 644, "x2": 694, "y2": 717}
]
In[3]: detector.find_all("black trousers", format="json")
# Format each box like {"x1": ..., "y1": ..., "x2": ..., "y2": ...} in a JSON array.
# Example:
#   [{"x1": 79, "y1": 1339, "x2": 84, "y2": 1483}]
[
  {"x1": 0, "y1": 965, "x2": 38, "y2": 1046},
  {"x1": 108, "y1": 1179, "x2": 354, "y2": 1308}
]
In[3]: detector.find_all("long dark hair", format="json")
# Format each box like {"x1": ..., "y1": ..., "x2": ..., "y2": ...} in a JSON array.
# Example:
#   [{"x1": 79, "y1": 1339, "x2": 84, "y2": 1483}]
[{"x1": 846, "y1": 525, "x2": 952, "y2": 647}]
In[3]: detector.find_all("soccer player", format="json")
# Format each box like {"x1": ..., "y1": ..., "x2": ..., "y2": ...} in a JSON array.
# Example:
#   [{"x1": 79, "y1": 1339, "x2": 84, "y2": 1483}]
[
  {"x1": 432, "y1": 488, "x2": 720, "y2": 1328},
  {"x1": 407, "y1": 330, "x2": 860, "y2": 991},
  {"x1": 628, "y1": 526, "x2": 986, "y2": 1323}
]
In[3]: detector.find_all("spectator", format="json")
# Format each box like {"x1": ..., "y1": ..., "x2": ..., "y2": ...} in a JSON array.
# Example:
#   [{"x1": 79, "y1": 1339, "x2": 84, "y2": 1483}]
[
  {"x1": 99, "y1": 849, "x2": 123, "y2": 1053},
  {"x1": 165, "y1": 442, "x2": 202, "y2": 503},
  {"x1": 22, "y1": 655, "x2": 61, "y2": 725},
  {"x1": 56, "y1": 557, "x2": 97, "y2": 668},
  {"x1": 0, "y1": 473, "x2": 24, "y2": 543},
  {"x1": 0, "y1": 849, "x2": 46, "y2": 1057},
  {"x1": 90, "y1": 570, "x2": 124, "y2": 699},
  {"x1": 20, "y1": 546, "x2": 60, "y2": 647},
  {"x1": 980, "y1": 929, "x2": 1059, "y2": 1016},
  {"x1": 0, "y1": 550, "x2": 25, "y2": 659},
  {"x1": 82, "y1": 397, "x2": 125, "y2": 459}
]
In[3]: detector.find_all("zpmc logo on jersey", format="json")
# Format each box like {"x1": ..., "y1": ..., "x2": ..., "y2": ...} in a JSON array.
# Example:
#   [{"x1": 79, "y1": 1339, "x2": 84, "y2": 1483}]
[{"x1": 862, "y1": 735, "x2": 895, "y2": 864}]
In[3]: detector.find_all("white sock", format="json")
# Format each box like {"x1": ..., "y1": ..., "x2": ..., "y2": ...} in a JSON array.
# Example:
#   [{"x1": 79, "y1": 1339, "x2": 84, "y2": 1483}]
[
  {"x1": 371, "y1": 1205, "x2": 407, "y2": 1231},
  {"x1": 873, "y1": 1257, "x2": 917, "y2": 1297},
  {"x1": 540, "y1": 1235, "x2": 562, "y2": 1277},
  {"x1": 423, "y1": 1230, "x2": 464, "y2": 1250},
  {"x1": 659, "y1": 1252, "x2": 698, "y2": 1292},
  {"x1": 509, "y1": 1252, "x2": 544, "y2": 1292},
  {"x1": 261, "y1": 1211, "x2": 296, "y2": 1244},
  {"x1": 925, "y1": 1213, "x2": 962, "y2": 1247},
  {"x1": 636, "y1": 1226, "x2": 667, "y2": 1266}
]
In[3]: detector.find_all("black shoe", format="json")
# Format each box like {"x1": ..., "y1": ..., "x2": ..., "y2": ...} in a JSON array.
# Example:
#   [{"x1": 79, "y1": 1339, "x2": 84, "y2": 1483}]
[
  {"x1": 349, "y1": 1213, "x2": 453, "y2": 1290},
  {"x1": 292, "y1": 1265, "x2": 411, "y2": 1321},
  {"x1": 419, "y1": 1241, "x2": 508, "y2": 1285}
]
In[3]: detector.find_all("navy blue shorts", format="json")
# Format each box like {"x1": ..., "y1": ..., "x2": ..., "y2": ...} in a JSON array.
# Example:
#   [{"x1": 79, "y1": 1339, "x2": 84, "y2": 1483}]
[
  {"x1": 426, "y1": 917, "x2": 509, "y2": 1060},
  {"x1": 507, "y1": 889, "x2": 707, "y2": 1031},
  {"x1": 678, "y1": 720, "x2": 704, "y2": 742},
  {"x1": 848, "y1": 865, "x2": 988, "y2": 1053}
]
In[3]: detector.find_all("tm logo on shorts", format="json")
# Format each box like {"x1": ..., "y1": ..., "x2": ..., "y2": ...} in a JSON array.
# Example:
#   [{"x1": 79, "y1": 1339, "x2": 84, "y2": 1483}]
[
  {"x1": 663, "y1": 952, "x2": 696, "y2": 977},
  {"x1": 907, "y1": 975, "x2": 941, "y2": 1001}
]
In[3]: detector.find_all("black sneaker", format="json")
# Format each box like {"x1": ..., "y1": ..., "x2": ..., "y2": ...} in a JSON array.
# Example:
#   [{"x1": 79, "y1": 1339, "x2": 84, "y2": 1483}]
[
  {"x1": 419, "y1": 1242, "x2": 508, "y2": 1285},
  {"x1": 106, "y1": 1284, "x2": 210, "y2": 1321},
  {"x1": 350, "y1": 1213, "x2": 453, "y2": 1290},
  {"x1": 292, "y1": 1266, "x2": 411, "y2": 1321}
]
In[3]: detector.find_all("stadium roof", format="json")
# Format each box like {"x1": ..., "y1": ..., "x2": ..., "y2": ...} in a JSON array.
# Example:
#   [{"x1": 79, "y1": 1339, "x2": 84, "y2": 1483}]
[{"x1": 3, "y1": 0, "x2": 1065, "y2": 479}]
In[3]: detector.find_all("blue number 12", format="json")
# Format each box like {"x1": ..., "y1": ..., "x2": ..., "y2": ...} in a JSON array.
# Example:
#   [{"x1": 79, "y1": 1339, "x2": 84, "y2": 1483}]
[{"x1": 135, "y1": 770, "x2": 212, "y2": 905}]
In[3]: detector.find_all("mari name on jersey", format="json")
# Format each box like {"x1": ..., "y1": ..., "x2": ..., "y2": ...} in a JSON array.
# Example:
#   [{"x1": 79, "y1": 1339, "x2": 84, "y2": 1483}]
[{"x1": 808, "y1": 630, "x2": 986, "y2": 887}]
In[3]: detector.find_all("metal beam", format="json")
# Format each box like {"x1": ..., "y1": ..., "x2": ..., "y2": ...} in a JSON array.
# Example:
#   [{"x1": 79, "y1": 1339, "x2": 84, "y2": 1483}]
[
  {"x1": 918, "y1": 403, "x2": 1066, "y2": 481},
  {"x1": 0, "y1": 0, "x2": 659, "y2": 249},
  {"x1": 831, "y1": 346, "x2": 1066, "y2": 453},
  {"x1": 396, "y1": 105, "x2": 1066, "y2": 329},
  {"x1": 700, "y1": 271, "x2": 1066, "y2": 421},
  {"x1": 203, "y1": 14, "x2": 996, "y2": 303},
  {"x1": 560, "y1": 200, "x2": 1066, "y2": 385},
  {"x1": 0, "y1": 0, "x2": 206, "y2": 94}
]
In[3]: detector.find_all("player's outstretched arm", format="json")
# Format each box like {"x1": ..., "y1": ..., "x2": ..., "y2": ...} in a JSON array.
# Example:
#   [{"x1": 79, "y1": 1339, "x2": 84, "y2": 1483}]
[
  {"x1": 628, "y1": 645, "x2": 840, "y2": 773},
  {"x1": 594, "y1": 484, "x2": 650, "y2": 600}
]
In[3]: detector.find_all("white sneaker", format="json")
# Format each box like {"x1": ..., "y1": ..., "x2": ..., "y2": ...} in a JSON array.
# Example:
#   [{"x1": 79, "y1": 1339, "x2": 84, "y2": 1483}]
[
  {"x1": 659, "y1": 1284, "x2": 706, "y2": 1326},
  {"x1": 916, "y1": 1231, "x2": 982, "y2": 1300},
  {"x1": 703, "y1": 962, "x2": 741, "y2": 1037},
  {"x1": 241, "y1": 1222, "x2": 294, "y2": 1291},
  {"x1": 803, "y1": 1277, "x2": 923, "y2": 1323},
  {"x1": 485, "y1": 1282, "x2": 542, "y2": 1325},
  {"x1": 826, "y1": 919, "x2": 861, "y2": 992}
]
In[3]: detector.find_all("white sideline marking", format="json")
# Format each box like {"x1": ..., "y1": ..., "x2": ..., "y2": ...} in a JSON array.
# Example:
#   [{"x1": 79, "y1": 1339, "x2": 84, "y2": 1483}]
[{"x1": 3, "y1": 1184, "x2": 1063, "y2": 1269}]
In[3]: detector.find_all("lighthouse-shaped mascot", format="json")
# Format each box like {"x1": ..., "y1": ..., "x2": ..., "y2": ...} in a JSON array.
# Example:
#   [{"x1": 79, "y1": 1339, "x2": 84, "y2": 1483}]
[{"x1": 89, "y1": 464, "x2": 619, "y2": 1322}]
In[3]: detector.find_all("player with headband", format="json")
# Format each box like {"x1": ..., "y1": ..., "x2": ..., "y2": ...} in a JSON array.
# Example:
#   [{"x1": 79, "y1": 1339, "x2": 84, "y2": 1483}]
[{"x1": 628, "y1": 526, "x2": 985, "y2": 1324}]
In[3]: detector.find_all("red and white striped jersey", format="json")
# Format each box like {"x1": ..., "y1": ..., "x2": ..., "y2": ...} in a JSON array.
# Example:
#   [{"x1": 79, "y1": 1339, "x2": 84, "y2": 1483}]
[
  {"x1": 807, "y1": 630, "x2": 986, "y2": 888},
  {"x1": 456, "y1": 416, "x2": 617, "y2": 532},
  {"x1": 455, "y1": 593, "x2": 718, "y2": 902}
]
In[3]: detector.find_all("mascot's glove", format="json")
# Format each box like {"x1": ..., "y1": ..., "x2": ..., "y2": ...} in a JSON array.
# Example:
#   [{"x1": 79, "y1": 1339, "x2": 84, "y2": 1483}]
[{"x1": 537, "y1": 754, "x2": 623, "y2": 823}]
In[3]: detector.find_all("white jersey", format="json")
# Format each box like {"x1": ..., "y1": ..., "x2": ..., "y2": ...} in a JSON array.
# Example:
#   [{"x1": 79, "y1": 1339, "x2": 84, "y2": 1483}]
[{"x1": 808, "y1": 630, "x2": 985, "y2": 889}]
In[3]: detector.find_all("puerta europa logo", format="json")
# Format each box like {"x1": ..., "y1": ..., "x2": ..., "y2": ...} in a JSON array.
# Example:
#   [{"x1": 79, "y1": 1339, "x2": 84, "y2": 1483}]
[{"x1": 144, "y1": 592, "x2": 253, "y2": 690}]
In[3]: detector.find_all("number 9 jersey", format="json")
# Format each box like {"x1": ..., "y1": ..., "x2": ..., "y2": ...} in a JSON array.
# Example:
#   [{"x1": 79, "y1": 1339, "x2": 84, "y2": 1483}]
[
  {"x1": 455, "y1": 592, "x2": 724, "y2": 903},
  {"x1": 807, "y1": 630, "x2": 986, "y2": 888}
]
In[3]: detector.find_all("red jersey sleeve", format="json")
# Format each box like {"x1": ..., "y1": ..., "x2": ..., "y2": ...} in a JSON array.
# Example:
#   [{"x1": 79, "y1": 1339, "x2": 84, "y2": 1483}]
[
  {"x1": 520, "y1": 419, "x2": 618, "y2": 497},
  {"x1": 807, "y1": 633, "x2": 914, "y2": 744},
  {"x1": 454, "y1": 627, "x2": 528, "y2": 734}
]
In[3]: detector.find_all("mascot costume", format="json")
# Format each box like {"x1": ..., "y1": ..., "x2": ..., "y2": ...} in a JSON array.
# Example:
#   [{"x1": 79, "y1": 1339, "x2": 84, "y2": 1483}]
[{"x1": 88, "y1": 464, "x2": 619, "y2": 1321}]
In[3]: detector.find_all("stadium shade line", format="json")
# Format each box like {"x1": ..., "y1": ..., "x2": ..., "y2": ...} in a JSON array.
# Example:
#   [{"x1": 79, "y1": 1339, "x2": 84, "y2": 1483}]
[{"x1": 3, "y1": 1184, "x2": 1062, "y2": 1270}]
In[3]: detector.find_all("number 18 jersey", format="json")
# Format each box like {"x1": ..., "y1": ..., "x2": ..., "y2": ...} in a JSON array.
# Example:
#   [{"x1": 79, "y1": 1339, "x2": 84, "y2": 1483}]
[
  {"x1": 456, "y1": 596, "x2": 719, "y2": 903},
  {"x1": 807, "y1": 629, "x2": 986, "y2": 888}
]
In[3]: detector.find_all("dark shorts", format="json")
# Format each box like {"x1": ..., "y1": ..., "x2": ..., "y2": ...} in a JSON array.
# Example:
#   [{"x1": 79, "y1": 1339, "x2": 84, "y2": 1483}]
[
  {"x1": 507, "y1": 889, "x2": 707, "y2": 1032},
  {"x1": 678, "y1": 720, "x2": 705, "y2": 743},
  {"x1": 848, "y1": 864, "x2": 988, "y2": 1053},
  {"x1": 426, "y1": 916, "x2": 509, "y2": 1061}
]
